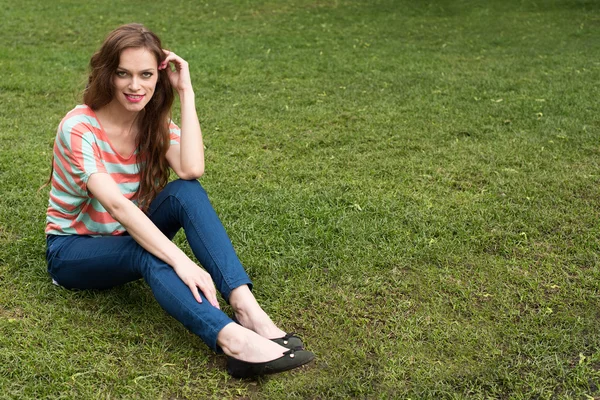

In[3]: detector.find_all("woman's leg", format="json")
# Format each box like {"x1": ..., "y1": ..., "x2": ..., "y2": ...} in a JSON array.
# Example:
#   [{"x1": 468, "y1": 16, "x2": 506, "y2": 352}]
[
  {"x1": 46, "y1": 234, "x2": 232, "y2": 351},
  {"x1": 146, "y1": 180, "x2": 287, "y2": 339},
  {"x1": 146, "y1": 179, "x2": 252, "y2": 300},
  {"x1": 46, "y1": 234, "x2": 144, "y2": 290}
]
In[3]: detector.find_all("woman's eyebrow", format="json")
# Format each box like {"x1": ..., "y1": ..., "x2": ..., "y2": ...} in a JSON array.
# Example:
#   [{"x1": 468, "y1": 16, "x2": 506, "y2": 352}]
[{"x1": 116, "y1": 67, "x2": 157, "y2": 72}]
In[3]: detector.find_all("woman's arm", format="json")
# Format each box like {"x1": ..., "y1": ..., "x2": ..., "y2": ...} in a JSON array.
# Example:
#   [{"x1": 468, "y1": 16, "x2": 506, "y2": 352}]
[
  {"x1": 87, "y1": 172, "x2": 219, "y2": 308},
  {"x1": 162, "y1": 51, "x2": 205, "y2": 180}
]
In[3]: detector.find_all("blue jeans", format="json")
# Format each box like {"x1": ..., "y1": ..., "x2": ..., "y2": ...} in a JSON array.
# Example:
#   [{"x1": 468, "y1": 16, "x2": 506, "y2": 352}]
[{"x1": 46, "y1": 179, "x2": 252, "y2": 351}]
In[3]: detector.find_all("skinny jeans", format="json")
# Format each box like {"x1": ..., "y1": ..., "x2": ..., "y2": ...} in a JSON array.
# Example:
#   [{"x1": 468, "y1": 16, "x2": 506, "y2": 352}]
[{"x1": 45, "y1": 179, "x2": 252, "y2": 351}]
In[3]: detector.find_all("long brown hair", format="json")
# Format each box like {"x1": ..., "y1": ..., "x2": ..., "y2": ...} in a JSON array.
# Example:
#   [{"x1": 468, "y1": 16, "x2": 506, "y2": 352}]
[{"x1": 84, "y1": 23, "x2": 174, "y2": 210}]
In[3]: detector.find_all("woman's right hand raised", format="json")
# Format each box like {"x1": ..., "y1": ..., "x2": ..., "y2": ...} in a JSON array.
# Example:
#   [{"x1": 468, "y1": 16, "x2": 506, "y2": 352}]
[
  {"x1": 160, "y1": 50, "x2": 193, "y2": 93},
  {"x1": 173, "y1": 260, "x2": 220, "y2": 309}
]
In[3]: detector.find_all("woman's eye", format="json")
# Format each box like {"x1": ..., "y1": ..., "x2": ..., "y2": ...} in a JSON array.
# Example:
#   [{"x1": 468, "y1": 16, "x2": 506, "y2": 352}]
[
  {"x1": 116, "y1": 71, "x2": 127, "y2": 77},
  {"x1": 142, "y1": 72, "x2": 153, "y2": 78}
]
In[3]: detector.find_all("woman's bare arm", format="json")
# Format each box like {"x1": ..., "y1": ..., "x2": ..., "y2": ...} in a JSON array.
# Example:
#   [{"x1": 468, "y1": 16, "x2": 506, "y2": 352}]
[{"x1": 87, "y1": 172, "x2": 219, "y2": 308}]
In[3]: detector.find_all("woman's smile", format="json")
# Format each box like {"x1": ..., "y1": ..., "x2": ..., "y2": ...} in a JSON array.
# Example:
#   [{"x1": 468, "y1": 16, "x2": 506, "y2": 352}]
[{"x1": 124, "y1": 93, "x2": 145, "y2": 103}]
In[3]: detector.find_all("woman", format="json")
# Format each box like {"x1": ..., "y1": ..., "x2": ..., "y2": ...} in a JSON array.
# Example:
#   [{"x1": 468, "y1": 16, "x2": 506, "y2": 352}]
[{"x1": 45, "y1": 23, "x2": 314, "y2": 379}]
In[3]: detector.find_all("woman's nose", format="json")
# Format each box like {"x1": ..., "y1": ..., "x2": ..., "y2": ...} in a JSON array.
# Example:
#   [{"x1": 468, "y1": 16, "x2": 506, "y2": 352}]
[{"x1": 129, "y1": 77, "x2": 141, "y2": 91}]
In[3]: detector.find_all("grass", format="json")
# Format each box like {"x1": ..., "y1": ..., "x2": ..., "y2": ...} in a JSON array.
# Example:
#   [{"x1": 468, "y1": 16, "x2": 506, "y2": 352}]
[{"x1": 1, "y1": 0, "x2": 600, "y2": 398}]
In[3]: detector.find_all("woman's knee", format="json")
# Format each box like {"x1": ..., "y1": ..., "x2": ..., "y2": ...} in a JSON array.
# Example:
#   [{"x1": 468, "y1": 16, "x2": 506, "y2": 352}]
[
  {"x1": 168, "y1": 178, "x2": 204, "y2": 192},
  {"x1": 163, "y1": 179, "x2": 208, "y2": 203}
]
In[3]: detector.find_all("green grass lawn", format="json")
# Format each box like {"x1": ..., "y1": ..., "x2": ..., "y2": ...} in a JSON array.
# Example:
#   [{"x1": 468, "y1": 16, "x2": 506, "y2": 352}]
[{"x1": 1, "y1": 0, "x2": 600, "y2": 398}]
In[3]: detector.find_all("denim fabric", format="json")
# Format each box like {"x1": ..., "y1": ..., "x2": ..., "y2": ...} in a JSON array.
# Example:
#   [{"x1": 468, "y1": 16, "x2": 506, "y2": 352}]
[{"x1": 46, "y1": 179, "x2": 252, "y2": 351}]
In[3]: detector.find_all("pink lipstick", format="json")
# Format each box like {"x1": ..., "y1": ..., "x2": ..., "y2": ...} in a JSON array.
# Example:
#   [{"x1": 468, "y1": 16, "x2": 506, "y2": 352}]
[{"x1": 125, "y1": 94, "x2": 144, "y2": 103}]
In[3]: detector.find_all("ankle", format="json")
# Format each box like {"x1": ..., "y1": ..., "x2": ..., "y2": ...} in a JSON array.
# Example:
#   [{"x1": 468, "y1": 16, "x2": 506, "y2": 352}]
[
  {"x1": 217, "y1": 324, "x2": 249, "y2": 358},
  {"x1": 228, "y1": 285, "x2": 255, "y2": 311}
]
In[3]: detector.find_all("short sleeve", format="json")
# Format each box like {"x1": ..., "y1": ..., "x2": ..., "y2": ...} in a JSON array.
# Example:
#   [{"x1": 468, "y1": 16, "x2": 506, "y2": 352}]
[
  {"x1": 169, "y1": 121, "x2": 181, "y2": 145},
  {"x1": 54, "y1": 116, "x2": 107, "y2": 195}
]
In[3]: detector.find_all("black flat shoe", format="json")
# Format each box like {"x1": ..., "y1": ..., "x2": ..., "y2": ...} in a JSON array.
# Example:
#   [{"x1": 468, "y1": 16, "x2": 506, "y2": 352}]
[
  {"x1": 271, "y1": 332, "x2": 304, "y2": 349},
  {"x1": 227, "y1": 348, "x2": 315, "y2": 379}
]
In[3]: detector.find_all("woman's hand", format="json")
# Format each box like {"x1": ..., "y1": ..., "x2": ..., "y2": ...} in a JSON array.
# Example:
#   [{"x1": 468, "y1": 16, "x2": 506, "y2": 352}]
[
  {"x1": 159, "y1": 50, "x2": 193, "y2": 93},
  {"x1": 173, "y1": 259, "x2": 220, "y2": 309}
]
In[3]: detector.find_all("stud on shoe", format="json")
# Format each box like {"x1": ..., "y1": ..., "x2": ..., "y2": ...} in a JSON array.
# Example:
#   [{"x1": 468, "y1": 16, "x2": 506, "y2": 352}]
[
  {"x1": 270, "y1": 332, "x2": 304, "y2": 349},
  {"x1": 226, "y1": 348, "x2": 315, "y2": 379}
]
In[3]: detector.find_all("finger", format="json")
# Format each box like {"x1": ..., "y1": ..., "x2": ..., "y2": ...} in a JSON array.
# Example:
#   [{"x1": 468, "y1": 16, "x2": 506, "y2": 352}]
[
  {"x1": 205, "y1": 287, "x2": 220, "y2": 309},
  {"x1": 189, "y1": 284, "x2": 202, "y2": 303},
  {"x1": 198, "y1": 281, "x2": 220, "y2": 309},
  {"x1": 162, "y1": 55, "x2": 188, "y2": 72},
  {"x1": 159, "y1": 51, "x2": 178, "y2": 70},
  {"x1": 160, "y1": 59, "x2": 179, "y2": 71},
  {"x1": 161, "y1": 52, "x2": 181, "y2": 65},
  {"x1": 159, "y1": 56, "x2": 175, "y2": 70}
]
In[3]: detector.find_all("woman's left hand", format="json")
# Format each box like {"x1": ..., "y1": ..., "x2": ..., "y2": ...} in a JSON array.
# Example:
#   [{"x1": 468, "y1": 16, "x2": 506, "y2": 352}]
[{"x1": 160, "y1": 50, "x2": 193, "y2": 93}]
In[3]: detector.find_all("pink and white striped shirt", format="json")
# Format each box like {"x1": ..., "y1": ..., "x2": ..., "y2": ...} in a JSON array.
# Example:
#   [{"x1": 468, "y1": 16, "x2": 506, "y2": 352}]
[{"x1": 46, "y1": 105, "x2": 181, "y2": 236}]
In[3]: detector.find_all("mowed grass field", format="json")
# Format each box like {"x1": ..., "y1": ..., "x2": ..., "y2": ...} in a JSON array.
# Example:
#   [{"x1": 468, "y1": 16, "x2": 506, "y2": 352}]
[{"x1": 1, "y1": 0, "x2": 600, "y2": 398}]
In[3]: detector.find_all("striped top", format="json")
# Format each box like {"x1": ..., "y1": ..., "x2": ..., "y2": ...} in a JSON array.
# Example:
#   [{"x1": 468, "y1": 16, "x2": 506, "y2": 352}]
[{"x1": 46, "y1": 105, "x2": 181, "y2": 236}]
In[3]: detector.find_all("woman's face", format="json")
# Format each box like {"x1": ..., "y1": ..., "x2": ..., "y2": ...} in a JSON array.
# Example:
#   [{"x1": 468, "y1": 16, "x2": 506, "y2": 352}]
[{"x1": 111, "y1": 47, "x2": 159, "y2": 113}]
